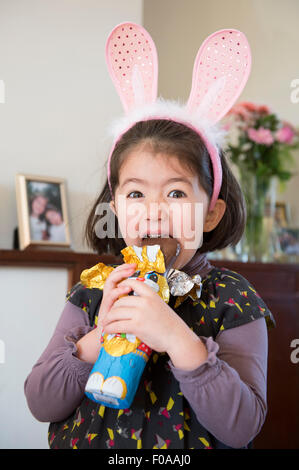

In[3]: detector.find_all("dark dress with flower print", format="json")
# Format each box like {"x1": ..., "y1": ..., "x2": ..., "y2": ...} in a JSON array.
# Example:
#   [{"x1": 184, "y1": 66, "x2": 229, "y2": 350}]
[{"x1": 48, "y1": 267, "x2": 274, "y2": 449}]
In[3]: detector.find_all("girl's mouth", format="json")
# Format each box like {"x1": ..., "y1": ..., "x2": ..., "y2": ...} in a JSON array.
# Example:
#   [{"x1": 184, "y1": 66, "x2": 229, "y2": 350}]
[
  {"x1": 140, "y1": 234, "x2": 173, "y2": 247},
  {"x1": 141, "y1": 233, "x2": 173, "y2": 240},
  {"x1": 139, "y1": 235, "x2": 181, "y2": 274}
]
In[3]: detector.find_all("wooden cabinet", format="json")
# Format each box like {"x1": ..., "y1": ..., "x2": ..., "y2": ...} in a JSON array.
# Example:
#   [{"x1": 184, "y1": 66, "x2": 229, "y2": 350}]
[
  {"x1": 0, "y1": 249, "x2": 121, "y2": 291},
  {"x1": 0, "y1": 250, "x2": 298, "y2": 449},
  {"x1": 212, "y1": 259, "x2": 299, "y2": 449}
]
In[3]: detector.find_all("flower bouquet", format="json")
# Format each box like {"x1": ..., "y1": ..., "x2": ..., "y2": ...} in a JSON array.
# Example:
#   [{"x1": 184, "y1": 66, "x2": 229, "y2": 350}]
[{"x1": 224, "y1": 102, "x2": 299, "y2": 261}]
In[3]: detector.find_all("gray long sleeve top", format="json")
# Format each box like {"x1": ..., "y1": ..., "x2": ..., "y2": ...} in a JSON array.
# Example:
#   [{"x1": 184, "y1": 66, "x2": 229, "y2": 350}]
[{"x1": 24, "y1": 300, "x2": 268, "y2": 448}]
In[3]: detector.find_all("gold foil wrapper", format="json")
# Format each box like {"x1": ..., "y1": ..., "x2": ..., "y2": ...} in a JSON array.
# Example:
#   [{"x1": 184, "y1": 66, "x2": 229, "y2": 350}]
[
  {"x1": 80, "y1": 244, "x2": 170, "y2": 303},
  {"x1": 103, "y1": 334, "x2": 142, "y2": 357},
  {"x1": 80, "y1": 245, "x2": 171, "y2": 360},
  {"x1": 121, "y1": 245, "x2": 166, "y2": 276},
  {"x1": 80, "y1": 263, "x2": 114, "y2": 289},
  {"x1": 121, "y1": 245, "x2": 169, "y2": 304}
]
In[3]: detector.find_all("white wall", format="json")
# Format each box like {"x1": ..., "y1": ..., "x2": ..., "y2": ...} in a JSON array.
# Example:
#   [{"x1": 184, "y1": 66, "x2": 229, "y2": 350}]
[
  {"x1": 0, "y1": 0, "x2": 143, "y2": 252},
  {"x1": 144, "y1": 0, "x2": 299, "y2": 225},
  {"x1": 0, "y1": 267, "x2": 68, "y2": 449},
  {"x1": 0, "y1": 0, "x2": 143, "y2": 449}
]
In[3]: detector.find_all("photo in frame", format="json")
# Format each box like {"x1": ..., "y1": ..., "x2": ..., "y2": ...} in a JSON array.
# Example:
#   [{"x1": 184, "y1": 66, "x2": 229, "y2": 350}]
[
  {"x1": 264, "y1": 200, "x2": 292, "y2": 229},
  {"x1": 273, "y1": 202, "x2": 292, "y2": 228},
  {"x1": 15, "y1": 173, "x2": 71, "y2": 250},
  {"x1": 277, "y1": 227, "x2": 299, "y2": 256}
]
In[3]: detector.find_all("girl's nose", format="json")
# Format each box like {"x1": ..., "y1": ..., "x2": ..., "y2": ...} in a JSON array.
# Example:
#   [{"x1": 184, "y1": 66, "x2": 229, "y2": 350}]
[{"x1": 145, "y1": 199, "x2": 168, "y2": 221}]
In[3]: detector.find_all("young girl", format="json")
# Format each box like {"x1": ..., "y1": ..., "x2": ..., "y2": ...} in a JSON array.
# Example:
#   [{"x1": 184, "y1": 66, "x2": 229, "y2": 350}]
[
  {"x1": 44, "y1": 204, "x2": 66, "y2": 242},
  {"x1": 29, "y1": 194, "x2": 48, "y2": 241},
  {"x1": 24, "y1": 23, "x2": 274, "y2": 449}
]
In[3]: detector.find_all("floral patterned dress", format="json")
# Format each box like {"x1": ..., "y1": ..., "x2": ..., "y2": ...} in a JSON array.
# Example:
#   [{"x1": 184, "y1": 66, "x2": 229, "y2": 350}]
[{"x1": 48, "y1": 266, "x2": 274, "y2": 449}]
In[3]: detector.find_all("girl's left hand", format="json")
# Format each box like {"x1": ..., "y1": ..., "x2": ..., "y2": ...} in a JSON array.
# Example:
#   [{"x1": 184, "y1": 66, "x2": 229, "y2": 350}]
[{"x1": 99, "y1": 277, "x2": 192, "y2": 354}]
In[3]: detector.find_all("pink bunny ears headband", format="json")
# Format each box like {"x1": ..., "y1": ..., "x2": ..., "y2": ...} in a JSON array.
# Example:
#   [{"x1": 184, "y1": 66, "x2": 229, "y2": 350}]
[{"x1": 106, "y1": 22, "x2": 251, "y2": 211}]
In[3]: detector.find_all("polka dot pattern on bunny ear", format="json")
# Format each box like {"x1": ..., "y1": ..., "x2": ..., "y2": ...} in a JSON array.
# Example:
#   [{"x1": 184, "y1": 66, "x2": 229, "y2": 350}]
[
  {"x1": 106, "y1": 23, "x2": 158, "y2": 113},
  {"x1": 187, "y1": 29, "x2": 251, "y2": 123}
]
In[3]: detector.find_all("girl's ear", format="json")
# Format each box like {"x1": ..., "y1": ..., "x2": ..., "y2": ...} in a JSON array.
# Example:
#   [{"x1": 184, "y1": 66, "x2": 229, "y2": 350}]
[{"x1": 203, "y1": 199, "x2": 226, "y2": 232}]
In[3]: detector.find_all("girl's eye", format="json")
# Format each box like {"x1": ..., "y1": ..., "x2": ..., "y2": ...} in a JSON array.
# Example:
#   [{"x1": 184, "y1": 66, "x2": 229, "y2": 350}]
[
  {"x1": 127, "y1": 191, "x2": 143, "y2": 198},
  {"x1": 127, "y1": 190, "x2": 186, "y2": 198},
  {"x1": 168, "y1": 190, "x2": 186, "y2": 198}
]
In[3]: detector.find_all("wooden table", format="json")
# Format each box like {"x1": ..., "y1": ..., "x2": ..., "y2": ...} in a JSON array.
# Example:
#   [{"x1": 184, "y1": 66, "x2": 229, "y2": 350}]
[{"x1": 212, "y1": 259, "x2": 299, "y2": 449}]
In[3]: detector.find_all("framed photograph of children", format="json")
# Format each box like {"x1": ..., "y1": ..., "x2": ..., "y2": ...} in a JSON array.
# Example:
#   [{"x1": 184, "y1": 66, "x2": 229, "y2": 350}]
[
  {"x1": 264, "y1": 201, "x2": 292, "y2": 229},
  {"x1": 15, "y1": 173, "x2": 71, "y2": 250},
  {"x1": 276, "y1": 202, "x2": 292, "y2": 228},
  {"x1": 277, "y1": 227, "x2": 299, "y2": 256}
]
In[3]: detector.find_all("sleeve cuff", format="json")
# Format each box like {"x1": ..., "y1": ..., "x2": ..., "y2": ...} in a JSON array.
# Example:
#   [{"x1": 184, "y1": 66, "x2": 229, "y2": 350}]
[
  {"x1": 168, "y1": 336, "x2": 221, "y2": 385},
  {"x1": 64, "y1": 325, "x2": 95, "y2": 381}
]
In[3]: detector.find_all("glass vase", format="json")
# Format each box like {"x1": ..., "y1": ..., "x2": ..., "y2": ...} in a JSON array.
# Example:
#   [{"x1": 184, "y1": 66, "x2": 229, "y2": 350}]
[{"x1": 237, "y1": 173, "x2": 277, "y2": 262}]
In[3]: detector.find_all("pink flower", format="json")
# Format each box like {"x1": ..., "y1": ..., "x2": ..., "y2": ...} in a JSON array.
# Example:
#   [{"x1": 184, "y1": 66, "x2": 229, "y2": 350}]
[
  {"x1": 276, "y1": 125, "x2": 295, "y2": 144},
  {"x1": 228, "y1": 104, "x2": 250, "y2": 120},
  {"x1": 241, "y1": 102, "x2": 270, "y2": 114},
  {"x1": 257, "y1": 105, "x2": 271, "y2": 114},
  {"x1": 241, "y1": 102, "x2": 261, "y2": 112},
  {"x1": 247, "y1": 127, "x2": 274, "y2": 145},
  {"x1": 228, "y1": 102, "x2": 271, "y2": 118},
  {"x1": 222, "y1": 122, "x2": 232, "y2": 131}
]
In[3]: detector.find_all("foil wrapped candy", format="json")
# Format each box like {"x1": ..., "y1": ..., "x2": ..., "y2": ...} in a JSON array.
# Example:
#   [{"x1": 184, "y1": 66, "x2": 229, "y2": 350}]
[{"x1": 167, "y1": 268, "x2": 202, "y2": 309}]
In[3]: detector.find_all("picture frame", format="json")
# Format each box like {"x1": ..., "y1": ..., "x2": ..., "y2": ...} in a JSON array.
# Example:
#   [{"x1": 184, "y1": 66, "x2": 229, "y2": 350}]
[
  {"x1": 274, "y1": 202, "x2": 292, "y2": 228},
  {"x1": 264, "y1": 200, "x2": 292, "y2": 229},
  {"x1": 277, "y1": 227, "x2": 299, "y2": 256},
  {"x1": 15, "y1": 173, "x2": 71, "y2": 250}
]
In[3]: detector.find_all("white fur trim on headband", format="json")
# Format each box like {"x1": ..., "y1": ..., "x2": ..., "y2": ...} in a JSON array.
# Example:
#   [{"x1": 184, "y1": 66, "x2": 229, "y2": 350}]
[{"x1": 107, "y1": 98, "x2": 227, "y2": 149}]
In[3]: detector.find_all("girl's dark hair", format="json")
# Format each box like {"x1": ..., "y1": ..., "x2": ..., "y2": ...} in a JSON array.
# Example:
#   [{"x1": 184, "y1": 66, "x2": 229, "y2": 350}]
[
  {"x1": 45, "y1": 203, "x2": 60, "y2": 214},
  {"x1": 85, "y1": 119, "x2": 246, "y2": 256}
]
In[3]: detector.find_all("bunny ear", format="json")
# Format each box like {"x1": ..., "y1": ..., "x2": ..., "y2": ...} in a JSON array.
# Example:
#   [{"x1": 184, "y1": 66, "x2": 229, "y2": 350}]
[
  {"x1": 186, "y1": 29, "x2": 251, "y2": 123},
  {"x1": 106, "y1": 22, "x2": 158, "y2": 113}
]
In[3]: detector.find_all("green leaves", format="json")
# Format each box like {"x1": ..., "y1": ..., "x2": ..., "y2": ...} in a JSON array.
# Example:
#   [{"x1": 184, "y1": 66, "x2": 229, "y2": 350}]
[{"x1": 255, "y1": 113, "x2": 280, "y2": 131}]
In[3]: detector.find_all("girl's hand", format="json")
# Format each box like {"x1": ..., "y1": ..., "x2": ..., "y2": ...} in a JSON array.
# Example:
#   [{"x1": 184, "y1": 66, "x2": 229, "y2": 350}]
[
  {"x1": 100, "y1": 277, "x2": 195, "y2": 355},
  {"x1": 76, "y1": 263, "x2": 136, "y2": 363},
  {"x1": 97, "y1": 263, "x2": 137, "y2": 330}
]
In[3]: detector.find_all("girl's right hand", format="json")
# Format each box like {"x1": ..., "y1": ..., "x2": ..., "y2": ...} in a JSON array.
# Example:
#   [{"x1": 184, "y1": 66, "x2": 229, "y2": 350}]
[
  {"x1": 97, "y1": 263, "x2": 136, "y2": 330},
  {"x1": 76, "y1": 263, "x2": 136, "y2": 363}
]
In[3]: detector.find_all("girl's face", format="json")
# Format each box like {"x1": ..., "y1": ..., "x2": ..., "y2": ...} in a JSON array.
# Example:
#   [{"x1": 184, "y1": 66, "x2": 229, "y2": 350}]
[
  {"x1": 46, "y1": 210, "x2": 62, "y2": 225},
  {"x1": 31, "y1": 196, "x2": 47, "y2": 216},
  {"x1": 110, "y1": 146, "x2": 225, "y2": 270}
]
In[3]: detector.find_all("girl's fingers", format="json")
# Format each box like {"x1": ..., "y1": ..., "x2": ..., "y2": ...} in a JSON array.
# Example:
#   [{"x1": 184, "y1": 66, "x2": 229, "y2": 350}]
[
  {"x1": 99, "y1": 264, "x2": 137, "y2": 323},
  {"x1": 107, "y1": 293, "x2": 139, "y2": 311},
  {"x1": 102, "y1": 316, "x2": 133, "y2": 335},
  {"x1": 118, "y1": 278, "x2": 153, "y2": 297},
  {"x1": 109, "y1": 284, "x2": 131, "y2": 304},
  {"x1": 100, "y1": 285, "x2": 132, "y2": 318},
  {"x1": 101, "y1": 264, "x2": 135, "y2": 306},
  {"x1": 113, "y1": 263, "x2": 137, "y2": 274},
  {"x1": 105, "y1": 264, "x2": 137, "y2": 289},
  {"x1": 102, "y1": 306, "x2": 133, "y2": 326},
  {"x1": 104, "y1": 321, "x2": 131, "y2": 336}
]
